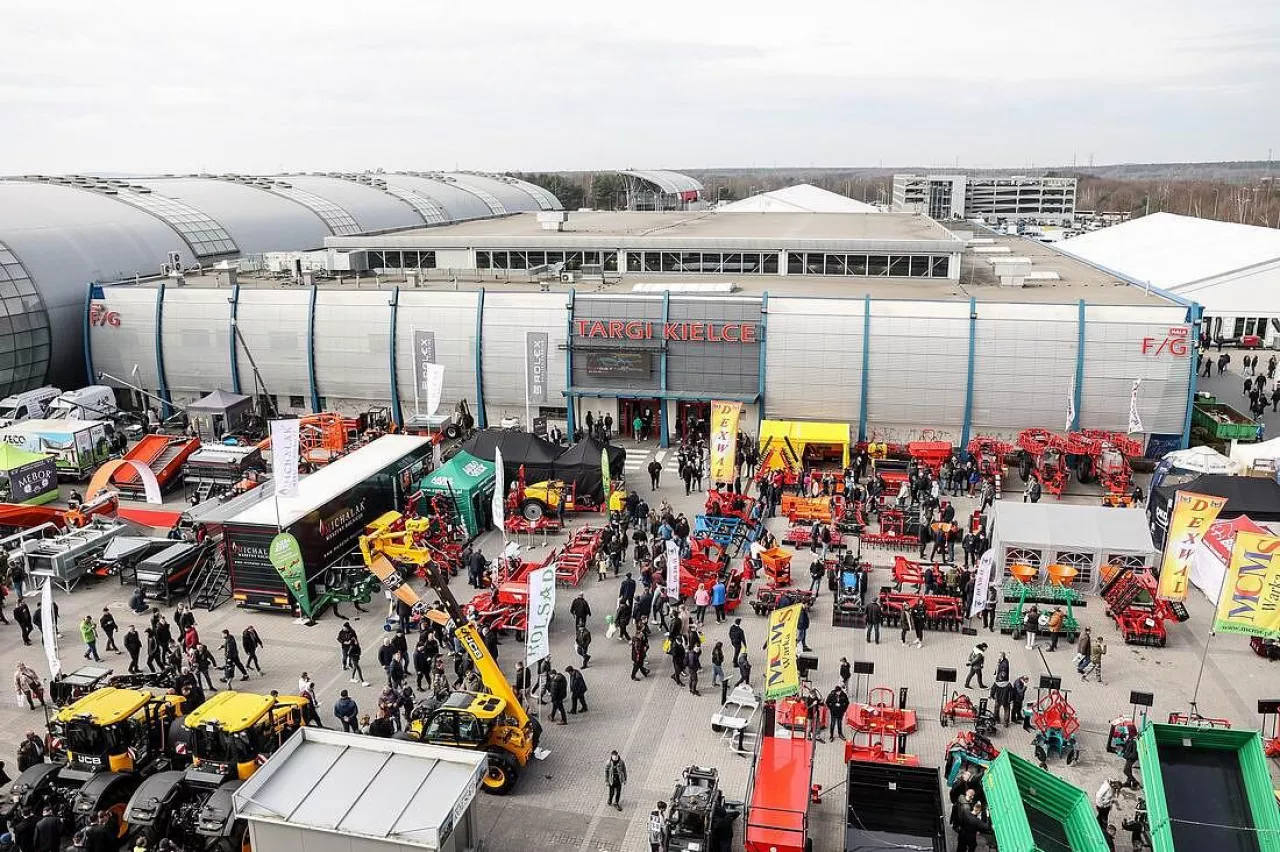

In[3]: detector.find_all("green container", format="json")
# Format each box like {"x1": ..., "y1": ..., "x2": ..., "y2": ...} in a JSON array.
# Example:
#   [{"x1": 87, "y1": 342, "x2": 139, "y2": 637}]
[
  {"x1": 1192, "y1": 402, "x2": 1258, "y2": 441},
  {"x1": 1139, "y1": 723, "x2": 1280, "y2": 852},
  {"x1": 982, "y1": 751, "x2": 1109, "y2": 852}
]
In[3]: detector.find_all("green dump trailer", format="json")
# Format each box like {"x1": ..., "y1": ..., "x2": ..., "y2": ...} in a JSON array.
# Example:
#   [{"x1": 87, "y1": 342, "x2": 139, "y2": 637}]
[
  {"x1": 1138, "y1": 723, "x2": 1280, "y2": 852},
  {"x1": 983, "y1": 751, "x2": 1109, "y2": 852}
]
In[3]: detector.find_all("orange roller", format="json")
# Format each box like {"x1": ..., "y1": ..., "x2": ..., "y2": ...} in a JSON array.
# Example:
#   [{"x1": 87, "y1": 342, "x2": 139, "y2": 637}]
[{"x1": 1008, "y1": 563, "x2": 1037, "y2": 584}]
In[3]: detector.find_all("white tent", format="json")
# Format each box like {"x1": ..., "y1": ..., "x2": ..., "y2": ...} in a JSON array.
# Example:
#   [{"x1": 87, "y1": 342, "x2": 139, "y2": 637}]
[
  {"x1": 989, "y1": 502, "x2": 1157, "y2": 593},
  {"x1": 1160, "y1": 445, "x2": 1243, "y2": 476},
  {"x1": 1229, "y1": 436, "x2": 1280, "y2": 473},
  {"x1": 718, "y1": 184, "x2": 879, "y2": 214}
]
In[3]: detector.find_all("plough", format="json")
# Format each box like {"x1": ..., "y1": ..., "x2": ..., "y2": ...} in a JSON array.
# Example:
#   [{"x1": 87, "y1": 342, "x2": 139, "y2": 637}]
[
  {"x1": 1100, "y1": 564, "x2": 1188, "y2": 647},
  {"x1": 554, "y1": 526, "x2": 602, "y2": 586},
  {"x1": 860, "y1": 509, "x2": 919, "y2": 549},
  {"x1": 705, "y1": 489, "x2": 758, "y2": 522},
  {"x1": 1030, "y1": 690, "x2": 1081, "y2": 767},
  {"x1": 890, "y1": 555, "x2": 953, "y2": 590},
  {"x1": 878, "y1": 591, "x2": 965, "y2": 631},
  {"x1": 782, "y1": 523, "x2": 846, "y2": 550},
  {"x1": 939, "y1": 692, "x2": 998, "y2": 735}
]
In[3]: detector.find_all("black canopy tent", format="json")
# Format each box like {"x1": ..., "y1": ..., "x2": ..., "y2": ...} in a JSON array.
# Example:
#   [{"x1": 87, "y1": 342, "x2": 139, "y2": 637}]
[
  {"x1": 187, "y1": 389, "x2": 254, "y2": 438},
  {"x1": 1148, "y1": 473, "x2": 1280, "y2": 548},
  {"x1": 460, "y1": 429, "x2": 561, "y2": 488},
  {"x1": 553, "y1": 437, "x2": 626, "y2": 502}
]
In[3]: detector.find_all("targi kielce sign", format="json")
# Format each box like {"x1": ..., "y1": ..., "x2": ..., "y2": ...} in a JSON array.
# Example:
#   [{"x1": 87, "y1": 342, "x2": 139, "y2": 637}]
[
  {"x1": 1156, "y1": 491, "x2": 1227, "y2": 602},
  {"x1": 574, "y1": 319, "x2": 758, "y2": 343}
]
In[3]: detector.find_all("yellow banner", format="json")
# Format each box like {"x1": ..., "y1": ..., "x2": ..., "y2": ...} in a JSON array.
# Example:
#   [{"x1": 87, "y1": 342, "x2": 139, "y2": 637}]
[
  {"x1": 708, "y1": 401, "x2": 742, "y2": 485},
  {"x1": 1214, "y1": 532, "x2": 1280, "y2": 638},
  {"x1": 764, "y1": 603, "x2": 802, "y2": 701},
  {"x1": 1156, "y1": 491, "x2": 1227, "y2": 602}
]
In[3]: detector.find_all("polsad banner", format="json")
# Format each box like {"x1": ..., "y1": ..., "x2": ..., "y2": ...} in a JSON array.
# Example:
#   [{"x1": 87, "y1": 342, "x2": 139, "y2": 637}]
[
  {"x1": 764, "y1": 603, "x2": 802, "y2": 701},
  {"x1": 1214, "y1": 531, "x2": 1280, "y2": 638},
  {"x1": 269, "y1": 532, "x2": 314, "y2": 619},
  {"x1": 1157, "y1": 491, "x2": 1227, "y2": 602},
  {"x1": 492, "y1": 447, "x2": 506, "y2": 538},
  {"x1": 665, "y1": 540, "x2": 681, "y2": 601},
  {"x1": 970, "y1": 549, "x2": 995, "y2": 618},
  {"x1": 269, "y1": 418, "x2": 300, "y2": 499},
  {"x1": 709, "y1": 401, "x2": 742, "y2": 485},
  {"x1": 525, "y1": 560, "x2": 556, "y2": 668}
]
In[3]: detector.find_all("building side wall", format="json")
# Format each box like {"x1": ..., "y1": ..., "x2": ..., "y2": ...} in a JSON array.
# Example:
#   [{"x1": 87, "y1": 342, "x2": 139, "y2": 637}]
[
  {"x1": 480, "y1": 291, "x2": 568, "y2": 423},
  {"x1": 864, "y1": 301, "x2": 969, "y2": 443},
  {"x1": 395, "y1": 291, "x2": 480, "y2": 420},
  {"x1": 158, "y1": 289, "x2": 233, "y2": 393},
  {"x1": 764, "y1": 297, "x2": 863, "y2": 424}
]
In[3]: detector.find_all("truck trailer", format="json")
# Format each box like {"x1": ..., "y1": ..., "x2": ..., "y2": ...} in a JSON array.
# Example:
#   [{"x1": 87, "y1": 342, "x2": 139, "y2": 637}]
[
  {"x1": 0, "y1": 419, "x2": 118, "y2": 479},
  {"x1": 222, "y1": 435, "x2": 431, "y2": 612}
]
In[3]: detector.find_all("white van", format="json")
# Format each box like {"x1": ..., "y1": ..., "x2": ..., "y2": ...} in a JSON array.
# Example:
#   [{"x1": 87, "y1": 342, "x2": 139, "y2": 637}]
[
  {"x1": 0, "y1": 386, "x2": 61, "y2": 428},
  {"x1": 46, "y1": 385, "x2": 119, "y2": 421}
]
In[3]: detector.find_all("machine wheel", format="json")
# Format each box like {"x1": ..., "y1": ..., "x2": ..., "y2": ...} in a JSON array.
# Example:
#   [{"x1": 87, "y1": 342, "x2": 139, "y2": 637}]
[
  {"x1": 1018, "y1": 453, "x2": 1031, "y2": 482},
  {"x1": 481, "y1": 749, "x2": 519, "y2": 795},
  {"x1": 444, "y1": 423, "x2": 462, "y2": 440},
  {"x1": 1077, "y1": 457, "x2": 1094, "y2": 484},
  {"x1": 1065, "y1": 744, "x2": 1079, "y2": 765},
  {"x1": 519, "y1": 498, "x2": 548, "y2": 522}
]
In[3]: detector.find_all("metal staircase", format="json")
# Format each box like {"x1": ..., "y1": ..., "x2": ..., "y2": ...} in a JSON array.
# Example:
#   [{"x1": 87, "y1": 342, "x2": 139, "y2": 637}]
[{"x1": 188, "y1": 540, "x2": 231, "y2": 611}]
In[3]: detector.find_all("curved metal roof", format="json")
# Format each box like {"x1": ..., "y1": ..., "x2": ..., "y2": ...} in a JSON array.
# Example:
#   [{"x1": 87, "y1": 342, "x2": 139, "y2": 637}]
[
  {"x1": 136, "y1": 178, "x2": 332, "y2": 254},
  {"x1": 388, "y1": 174, "x2": 493, "y2": 222},
  {"x1": 449, "y1": 172, "x2": 557, "y2": 213},
  {"x1": 260, "y1": 175, "x2": 423, "y2": 234},
  {"x1": 617, "y1": 169, "x2": 704, "y2": 195}
]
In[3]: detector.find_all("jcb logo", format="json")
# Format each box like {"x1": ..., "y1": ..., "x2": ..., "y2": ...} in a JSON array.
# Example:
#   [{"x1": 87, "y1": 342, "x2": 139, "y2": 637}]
[{"x1": 89, "y1": 303, "x2": 121, "y2": 327}]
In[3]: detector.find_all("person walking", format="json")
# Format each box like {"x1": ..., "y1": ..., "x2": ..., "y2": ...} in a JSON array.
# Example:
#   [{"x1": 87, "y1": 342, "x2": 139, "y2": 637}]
[
  {"x1": 693, "y1": 583, "x2": 710, "y2": 624},
  {"x1": 567, "y1": 665, "x2": 589, "y2": 714},
  {"x1": 826, "y1": 685, "x2": 850, "y2": 740},
  {"x1": 570, "y1": 593, "x2": 591, "y2": 630},
  {"x1": 1075, "y1": 627, "x2": 1093, "y2": 674},
  {"x1": 647, "y1": 459, "x2": 662, "y2": 490},
  {"x1": 1084, "y1": 636, "x2": 1107, "y2": 683},
  {"x1": 334, "y1": 690, "x2": 359, "y2": 733},
  {"x1": 964, "y1": 643, "x2": 988, "y2": 689},
  {"x1": 1011, "y1": 675, "x2": 1030, "y2": 730},
  {"x1": 686, "y1": 644, "x2": 702, "y2": 696},
  {"x1": 80, "y1": 616, "x2": 102, "y2": 662},
  {"x1": 337, "y1": 621, "x2": 357, "y2": 671},
  {"x1": 13, "y1": 663, "x2": 46, "y2": 710},
  {"x1": 797, "y1": 605, "x2": 811, "y2": 652},
  {"x1": 1022, "y1": 604, "x2": 1040, "y2": 650},
  {"x1": 710, "y1": 641, "x2": 725, "y2": 687},
  {"x1": 1121, "y1": 732, "x2": 1141, "y2": 788},
  {"x1": 839, "y1": 657, "x2": 851, "y2": 692},
  {"x1": 123, "y1": 626, "x2": 142, "y2": 673},
  {"x1": 242, "y1": 625, "x2": 264, "y2": 674},
  {"x1": 1095, "y1": 779, "x2": 1120, "y2": 833},
  {"x1": 99, "y1": 607, "x2": 119, "y2": 653},
  {"x1": 630, "y1": 632, "x2": 650, "y2": 680},
  {"x1": 14, "y1": 599, "x2": 33, "y2": 645},
  {"x1": 193, "y1": 643, "x2": 217, "y2": 691},
  {"x1": 547, "y1": 669, "x2": 568, "y2": 724},
  {"x1": 982, "y1": 586, "x2": 997, "y2": 631},
  {"x1": 604, "y1": 751, "x2": 628, "y2": 811},
  {"x1": 1046, "y1": 607, "x2": 1064, "y2": 651},
  {"x1": 728, "y1": 618, "x2": 746, "y2": 666},
  {"x1": 575, "y1": 623, "x2": 592, "y2": 669},
  {"x1": 221, "y1": 629, "x2": 249, "y2": 683},
  {"x1": 710, "y1": 579, "x2": 727, "y2": 623},
  {"x1": 735, "y1": 651, "x2": 752, "y2": 687},
  {"x1": 865, "y1": 598, "x2": 881, "y2": 644}
]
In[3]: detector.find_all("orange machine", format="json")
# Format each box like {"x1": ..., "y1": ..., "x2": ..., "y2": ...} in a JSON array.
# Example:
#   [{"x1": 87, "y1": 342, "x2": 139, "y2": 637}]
[{"x1": 111, "y1": 434, "x2": 200, "y2": 494}]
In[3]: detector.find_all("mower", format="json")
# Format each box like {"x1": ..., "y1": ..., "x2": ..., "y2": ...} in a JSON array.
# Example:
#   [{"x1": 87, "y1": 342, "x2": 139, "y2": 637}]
[
  {"x1": 846, "y1": 687, "x2": 918, "y2": 737},
  {"x1": 1029, "y1": 691, "x2": 1081, "y2": 767},
  {"x1": 939, "y1": 692, "x2": 998, "y2": 735},
  {"x1": 943, "y1": 730, "x2": 1001, "y2": 785}
]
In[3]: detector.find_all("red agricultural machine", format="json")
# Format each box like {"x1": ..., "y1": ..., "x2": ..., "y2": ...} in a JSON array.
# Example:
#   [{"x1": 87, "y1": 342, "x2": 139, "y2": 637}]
[
  {"x1": 1099, "y1": 564, "x2": 1189, "y2": 646},
  {"x1": 966, "y1": 437, "x2": 1012, "y2": 479},
  {"x1": 1076, "y1": 430, "x2": 1144, "y2": 506},
  {"x1": 877, "y1": 591, "x2": 965, "y2": 631},
  {"x1": 1015, "y1": 428, "x2": 1076, "y2": 497}
]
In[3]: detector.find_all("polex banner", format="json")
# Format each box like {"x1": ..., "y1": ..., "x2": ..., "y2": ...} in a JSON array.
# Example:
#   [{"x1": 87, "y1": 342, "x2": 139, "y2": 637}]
[
  {"x1": 709, "y1": 401, "x2": 742, "y2": 485},
  {"x1": 525, "y1": 560, "x2": 556, "y2": 668},
  {"x1": 1157, "y1": 491, "x2": 1227, "y2": 602},
  {"x1": 526, "y1": 332, "x2": 548, "y2": 404},
  {"x1": 269, "y1": 418, "x2": 300, "y2": 498},
  {"x1": 492, "y1": 447, "x2": 506, "y2": 538},
  {"x1": 970, "y1": 550, "x2": 995, "y2": 618},
  {"x1": 413, "y1": 328, "x2": 437, "y2": 392},
  {"x1": 424, "y1": 363, "x2": 445, "y2": 419},
  {"x1": 269, "y1": 532, "x2": 313, "y2": 618},
  {"x1": 1214, "y1": 531, "x2": 1280, "y2": 638},
  {"x1": 764, "y1": 603, "x2": 802, "y2": 701}
]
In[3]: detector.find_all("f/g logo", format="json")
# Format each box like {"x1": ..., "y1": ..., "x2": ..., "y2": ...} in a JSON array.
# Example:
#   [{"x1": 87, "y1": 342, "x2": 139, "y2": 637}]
[{"x1": 89, "y1": 303, "x2": 121, "y2": 327}]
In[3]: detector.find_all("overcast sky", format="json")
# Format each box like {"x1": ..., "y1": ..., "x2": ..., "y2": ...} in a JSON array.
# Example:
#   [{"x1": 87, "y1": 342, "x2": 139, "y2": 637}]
[{"x1": 3, "y1": 0, "x2": 1278, "y2": 174}]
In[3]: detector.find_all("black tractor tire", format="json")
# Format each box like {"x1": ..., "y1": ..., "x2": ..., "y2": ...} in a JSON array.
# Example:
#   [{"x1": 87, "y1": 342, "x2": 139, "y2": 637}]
[
  {"x1": 1077, "y1": 457, "x2": 1094, "y2": 484},
  {"x1": 1018, "y1": 454, "x2": 1032, "y2": 483},
  {"x1": 519, "y1": 498, "x2": 548, "y2": 522},
  {"x1": 444, "y1": 423, "x2": 462, "y2": 440},
  {"x1": 481, "y1": 749, "x2": 519, "y2": 795}
]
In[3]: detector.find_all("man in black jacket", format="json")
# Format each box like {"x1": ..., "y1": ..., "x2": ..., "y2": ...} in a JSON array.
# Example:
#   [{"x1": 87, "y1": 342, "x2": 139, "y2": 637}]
[
  {"x1": 570, "y1": 593, "x2": 591, "y2": 629},
  {"x1": 122, "y1": 626, "x2": 142, "y2": 673},
  {"x1": 99, "y1": 607, "x2": 119, "y2": 653},
  {"x1": 826, "y1": 685, "x2": 850, "y2": 740},
  {"x1": 647, "y1": 459, "x2": 662, "y2": 490},
  {"x1": 865, "y1": 599, "x2": 882, "y2": 644},
  {"x1": 221, "y1": 629, "x2": 249, "y2": 683},
  {"x1": 14, "y1": 599, "x2": 34, "y2": 645},
  {"x1": 242, "y1": 625, "x2": 264, "y2": 674},
  {"x1": 566, "y1": 665, "x2": 589, "y2": 714},
  {"x1": 33, "y1": 805, "x2": 61, "y2": 852},
  {"x1": 547, "y1": 669, "x2": 568, "y2": 724},
  {"x1": 728, "y1": 618, "x2": 746, "y2": 667}
]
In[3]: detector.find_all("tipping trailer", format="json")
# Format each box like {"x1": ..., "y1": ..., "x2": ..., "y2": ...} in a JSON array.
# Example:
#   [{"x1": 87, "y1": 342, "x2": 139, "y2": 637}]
[
  {"x1": 111, "y1": 434, "x2": 200, "y2": 495},
  {"x1": 844, "y1": 762, "x2": 947, "y2": 852},
  {"x1": 222, "y1": 435, "x2": 431, "y2": 611}
]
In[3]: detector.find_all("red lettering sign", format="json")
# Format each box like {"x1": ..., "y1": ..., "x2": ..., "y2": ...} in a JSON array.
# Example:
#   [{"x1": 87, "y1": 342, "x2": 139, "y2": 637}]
[
  {"x1": 574, "y1": 319, "x2": 758, "y2": 344},
  {"x1": 1141, "y1": 327, "x2": 1190, "y2": 357},
  {"x1": 89, "y1": 303, "x2": 121, "y2": 327}
]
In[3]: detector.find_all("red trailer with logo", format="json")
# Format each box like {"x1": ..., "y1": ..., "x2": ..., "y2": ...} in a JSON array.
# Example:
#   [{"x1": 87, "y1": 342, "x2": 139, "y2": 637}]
[{"x1": 744, "y1": 730, "x2": 813, "y2": 852}]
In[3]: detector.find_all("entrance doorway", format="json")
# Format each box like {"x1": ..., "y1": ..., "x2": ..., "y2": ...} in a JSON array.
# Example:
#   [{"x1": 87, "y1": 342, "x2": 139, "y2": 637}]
[
  {"x1": 618, "y1": 398, "x2": 662, "y2": 441},
  {"x1": 676, "y1": 401, "x2": 710, "y2": 443}
]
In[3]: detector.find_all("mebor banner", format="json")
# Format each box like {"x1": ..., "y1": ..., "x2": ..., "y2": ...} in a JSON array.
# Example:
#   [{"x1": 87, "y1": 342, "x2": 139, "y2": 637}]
[
  {"x1": 709, "y1": 401, "x2": 742, "y2": 484},
  {"x1": 1156, "y1": 491, "x2": 1227, "y2": 602},
  {"x1": 1214, "y1": 532, "x2": 1280, "y2": 638}
]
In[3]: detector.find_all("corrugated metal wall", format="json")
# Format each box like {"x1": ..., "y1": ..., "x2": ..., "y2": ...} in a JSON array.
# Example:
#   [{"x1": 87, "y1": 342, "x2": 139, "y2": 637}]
[
  {"x1": 394, "y1": 291, "x2": 478, "y2": 417},
  {"x1": 765, "y1": 297, "x2": 863, "y2": 423},
  {"x1": 1083, "y1": 305, "x2": 1190, "y2": 434},
  {"x1": 865, "y1": 301, "x2": 969, "y2": 443},
  {"x1": 232, "y1": 290, "x2": 310, "y2": 399},
  {"x1": 87, "y1": 287, "x2": 161, "y2": 391},
  {"x1": 159, "y1": 289, "x2": 232, "y2": 393},
  {"x1": 480, "y1": 292, "x2": 567, "y2": 416},
  {"x1": 971, "y1": 303, "x2": 1078, "y2": 435},
  {"x1": 314, "y1": 290, "x2": 391, "y2": 402}
]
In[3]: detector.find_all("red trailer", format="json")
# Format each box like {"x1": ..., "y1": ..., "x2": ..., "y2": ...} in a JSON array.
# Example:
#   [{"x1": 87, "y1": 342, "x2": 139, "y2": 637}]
[{"x1": 744, "y1": 733, "x2": 813, "y2": 852}]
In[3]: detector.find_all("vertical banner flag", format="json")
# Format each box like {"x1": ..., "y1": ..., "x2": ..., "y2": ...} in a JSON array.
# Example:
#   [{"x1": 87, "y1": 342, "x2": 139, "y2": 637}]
[
  {"x1": 970, "y1": 550, "x2": 995, "y2": 618},
  {"x1": 665, "y1": 539, "x2": 681, "y2": 601},
  {"x1": 269, "y1": 418, "x2": 300, "y2": 498},
  {"x1": 1214, "y1": 531, "x2": 1280, "y2": 637},
  {"x1": 424, "y1": 363, "x2": 445, "y2": 418},
  {"x1": 492, "y1": 447, "x2": 506, "y2": 538},
  {"x1": 526, "y1": 332, "x2": 548, "y2": 404},
  {"x1": 525, "y1": 559, "x2": 557, "y2": 668},
  {"x1": 269, "y1": 532, "x2": 314, "y2": 618},
  {"x1": 41, "y1": 580, "x2": 61, "y2": 680},
  {"x1": 1157, "y1": 491, "x2": 1227, "y2": 602},
  {"x1": 709, "y1": 401, "x2": 742, "y2": 485},
  {"x1": 601, "y1": 447, "x2": 612, "y2": 514},
  {"x1": 1128, "y1": 379, "x2": 1144, "y2": 434},
  {"x1": 1065, "y1": 378, "x2": 1076, "y2": 432},
  {"x1": 413, "y1": 329, "x2": 437, "y2": 399},
  {"x1": 764, "y1": 603, "x2": 802, "y2": 701}
]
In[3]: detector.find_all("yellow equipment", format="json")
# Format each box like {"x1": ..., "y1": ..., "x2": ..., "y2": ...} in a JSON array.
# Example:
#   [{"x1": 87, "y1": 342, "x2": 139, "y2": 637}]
[
  {"x1": 3, "y1": 687, "x2": 184, "y2": 836},
  {"x1": 361, "y1": 512, "x2": 538, "y2": 794},
  {"x1": 517, "y1": 478, "x2": 626, "y2": 521},
  {"x1": 123, "y1": 690, "x2": 308, "y2": 851}
]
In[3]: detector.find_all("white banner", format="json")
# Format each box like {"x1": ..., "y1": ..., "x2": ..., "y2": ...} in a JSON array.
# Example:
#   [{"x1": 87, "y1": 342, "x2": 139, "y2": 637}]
[
  {"x1": 525, "y1": 561, "x2": 556, "y2": 669},
  {"x1": 1128, "y1": 379, "x2": 1144, "y2": 434},
  {"x1": 492, "y1": 447, "x2": 506, "y2": 538},
  {"x1": 424, "y1": 363, "x2": 445, "y2": 418},
  {"x1": 41, "y1": 580, "x2": 61, "y2": 680},
  {"x1": 665, "y1": 539, "x2": 681, "y2": 601},
  {"x1": 269, "y1": 418, "x2": 301, "y2": 498},
  {"x1": 1065, "y1": 378, "x2": 1076, "y2": 432},
  {"x1": 970, "y1": 549, "x2": 995, "y2": 619}
]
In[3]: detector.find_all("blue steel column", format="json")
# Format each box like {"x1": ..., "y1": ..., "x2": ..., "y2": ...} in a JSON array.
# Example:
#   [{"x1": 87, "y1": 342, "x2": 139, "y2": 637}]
[
  {"x1": 659, "y1": 291, "x2": 671, "y2": 448},
  {"x1": 82, "y1": 282, "x2": 96, "y2": 385},
  {"x1": 858, "y1": 295, "x2": 871, "y2": 441},
  {"x1": 154, "y1": 280, "x2": 173, "y2": 418},
  {"x1": 757, "y1": 292, "x2": 769, "y2": 433},
  {"x1": 307, "y1": 284, "x2": 321, "y2": 413},
  {"x1": 228, "y1": 283, "x2": 242, "y2": 394},
  {"x1": 474, "y1": 288, "x2": 487, "y2": 428},
  {"x1": 565, "y1": 289, "x2": 576, "y2": 437},
  {"x1": 388, "y1": 286, "x2": 403, "y2": 427},
  {"x1": 1072, "y1": 299, "x2": 1086, "y2": 430},
  {"x1": 960, "y1": 297, "x2": 978, "y2": 451},
  {"x1": 1181, "y1": 302, "x2": 1204, "y2": 448}
]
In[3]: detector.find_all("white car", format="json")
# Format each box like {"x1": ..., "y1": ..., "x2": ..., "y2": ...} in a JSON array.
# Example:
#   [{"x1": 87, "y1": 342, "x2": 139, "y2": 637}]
[{"x1": 500, "y1": 416, "x2": 523, "y2": 430}]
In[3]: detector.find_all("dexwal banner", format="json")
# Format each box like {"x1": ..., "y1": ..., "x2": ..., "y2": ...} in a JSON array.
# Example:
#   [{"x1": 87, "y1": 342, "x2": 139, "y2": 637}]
[
  {"x1": 1214, "y1": 532, "x2": 1280, "y2": 638},
  {"x1": 764, "y1": 603, "x2": 802, "y2": 701},
  {"x1": 709, "y1": 401, "x2": 742, "y2": 485},
  {"x1": 1157, "y1": 491, "x2": 1227, "y2": 602}
]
